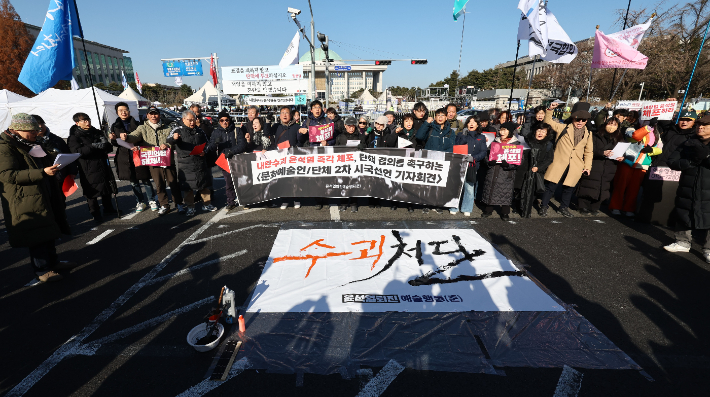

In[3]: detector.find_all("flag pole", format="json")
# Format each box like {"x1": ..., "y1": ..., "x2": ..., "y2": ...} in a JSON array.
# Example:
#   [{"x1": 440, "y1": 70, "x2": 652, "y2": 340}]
[
  {"x1": 609, "y1": 0, "x2": 632, "y2": 101},
  {"x1": 456, "y1": 11, "x2": 467, "y2": 99},
  {"x1": 72, "y1": 0, "x2": 102, "y2": 129},
  {"x1": 677, "y1": 16, "x2": 710, "y2": 122},
  {"x1": 524, "y1": 55, "x2": 538, "y2": 112},
  {"x1": 508, "y1": 40, "x2": 521, "y2": 111}
]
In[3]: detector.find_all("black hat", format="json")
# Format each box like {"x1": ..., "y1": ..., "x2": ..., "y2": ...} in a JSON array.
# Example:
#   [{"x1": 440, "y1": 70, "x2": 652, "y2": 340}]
[
  {"x1": 147, "y1": 105, "x2": 160, "y2": 114},
  {"x1": 478, "y1": 112, "x2": 489, "y2": 121},
  {"x1": 570, "y1": 102, "x2": 591, "y2": 119},
  {"x1": 217, "y1": 110, "x2": 230, "y2": 120},
  {"x1": 344, "y1": 116, "x2": 357, "y2": 126},
  {"x1": 500, "y1": 122, "x2": 518, "y2": 133},
  {"x1": 384, "y1": 111, "x2": 395, "y2": 117}
]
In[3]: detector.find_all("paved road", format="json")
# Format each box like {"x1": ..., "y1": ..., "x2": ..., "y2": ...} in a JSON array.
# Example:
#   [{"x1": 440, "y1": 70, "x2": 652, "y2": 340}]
[{"x1": 1, "y1": 175, "x2": 709, "y2": 397}]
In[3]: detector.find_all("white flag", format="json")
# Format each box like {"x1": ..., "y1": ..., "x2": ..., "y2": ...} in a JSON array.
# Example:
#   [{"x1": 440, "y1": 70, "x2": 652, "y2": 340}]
[
  {"x1": 70, "y1": 77, "x2": 79, "y2": 90},
  {"x1": 121, "y1": 71, "x2": 128, "y2": 90},
  {"x1": 175, "y1": 76, "x2": 183, "y2": 86},
  {"x1": 518, "y1": 0, "x2": 548, "y2": 56},
  {"x1": 519, "y1": 8, "x2": 577, "y2": 63},
  {"x1": 279, "y1": 31, "x2": 300, "y2": 69},
  {"x1": 608, "y1": 17, "x2": 653, "y2": 50}
]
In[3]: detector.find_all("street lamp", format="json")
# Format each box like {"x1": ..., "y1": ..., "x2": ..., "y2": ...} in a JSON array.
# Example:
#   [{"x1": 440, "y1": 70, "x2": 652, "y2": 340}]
[
  {"x1": 317, "y1": 31, "x2": 331, "y2": 108},
  {"x1": 288, "y1": 4, "x2": 316, "y2": 102}
]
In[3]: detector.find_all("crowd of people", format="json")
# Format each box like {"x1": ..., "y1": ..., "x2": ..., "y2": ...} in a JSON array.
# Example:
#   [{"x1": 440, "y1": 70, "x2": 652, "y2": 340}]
[{"x1": 2, "y1": 97, "x2": 710, "y2": 282}]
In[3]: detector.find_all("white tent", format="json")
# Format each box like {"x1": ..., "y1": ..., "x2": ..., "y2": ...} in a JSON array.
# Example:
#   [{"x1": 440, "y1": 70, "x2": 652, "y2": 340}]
[
  {"x1": 118, "y1": 85, "x2": 150, "y2": 107},
  {"x1": 183, "y1": 81, "x2": 235, "y2": 106},
  {"x1": 0, "y1": 90, "x2": 29, "y2": 131},
  {"x1": 9, "y1": 87, "x2": 138, "y2": 138}
]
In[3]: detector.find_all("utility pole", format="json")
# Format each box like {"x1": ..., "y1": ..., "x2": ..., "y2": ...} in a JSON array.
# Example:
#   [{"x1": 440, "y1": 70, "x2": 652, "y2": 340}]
[{"x1": 289, "y1": 4, "x2": 317, "y2": 102}]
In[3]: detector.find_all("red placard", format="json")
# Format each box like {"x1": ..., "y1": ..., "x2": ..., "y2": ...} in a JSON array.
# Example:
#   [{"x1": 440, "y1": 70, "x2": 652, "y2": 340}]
[
  {"x1": 216, "y1": 153, "x2": 230, "y2": 172},
  {"x1": 278, "y1": 140, "x2": 291, "y2": 150},
  {"x1": 488, "y1": 142, "x2": 524, "y2": 165},
  {"x1": 62, "y1": 175, "x2": 78, "y2": 197},
  {"x1": 453, "y1": 145, "x2": 468, "y2": 155},
  {"x1": 133, "y1": 147, "x2": 172, "y2": 167},
  {"x1": 308, "y1": 122, "x2": 334, "y2": 143},
  {"x1": 189, "y1": 143, "x2": 206, "y2": 155}
]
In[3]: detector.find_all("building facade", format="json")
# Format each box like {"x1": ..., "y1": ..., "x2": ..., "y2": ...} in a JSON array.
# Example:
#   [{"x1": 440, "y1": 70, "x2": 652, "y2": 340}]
[
  {"x1": 299, "y1": 49, "x2": 387, "y2": 100},
  {"x1": 25, "y1": 23, "x2": 134, "y2": 89}
]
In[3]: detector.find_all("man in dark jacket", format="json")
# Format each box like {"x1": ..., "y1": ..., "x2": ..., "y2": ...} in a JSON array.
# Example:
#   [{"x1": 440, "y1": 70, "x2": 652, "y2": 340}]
[
  {"x1": 272, "y1": 106, "x2": 301, "y2": 210},
  {"x1": 664, "y1": 114, "x2": 710, "y2": 262},
  {"x1": 446, "y1": 103, "x2": 464, "y2": 134},
  {"x1": 335, "y1": 116, "x2": 362, "y2": 212},
  {"x1": 167, "y1": 110, "x2": 215, "y2": 216},
  {"x1": 359, "y1": 115, "x2": 390, "y2": 149},
  {"x1": 383, "y1": 113, "x2": 417, "y2": 148},
  {"x1": 68, "y1": 112, "x2": 118, "y2": 222},
  {"x1": 326, "y1": 107, "x2": 346, "y2": 140},
  {"x1": 207, "y1": 110, "x2": 247, "y2": 211},
  {"x1": 416, "y1": 108, "x2": 456, "y2": 153},
  {"x1": 298, "y1": 100, "x2": 333, "y2": 209},
  {"x1": 108, "y1": 102, "x2": 156, "y2": 213},
  {"x1": 0, "y1": 114, "x2": 77, "y2": 282}
]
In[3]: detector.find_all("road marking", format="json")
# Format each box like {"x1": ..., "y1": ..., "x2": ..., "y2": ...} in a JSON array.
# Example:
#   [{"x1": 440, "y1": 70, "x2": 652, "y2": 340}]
[
  {"x1": 6, "y1": 210, "x2": 225, "y2": 397},
  {"x1": 357, "y1": 368, "x2": 374, "y2": 391},
  {"x1": 75, "y1": 297, "x2": 213, "y2": 356},
  {"x1": 593, "y1": 220, "x2": 605, "y2": 223},
  {"x1": 356, "y1": 359, "x2": 404, "y2": 397},
  {"x1": 146, "y1": 250, "x2": 248, "y2": 286},
  {"x1": 121, "y1": 211, "x2": 140, "y2": 220},
  {"x1": 330, "y1": 206, "x2": 341, "y2": 221},
  {"x1": 551, "y1": 221, "x2": 562, "y2": 224},
  {"x1": 223, "y1": 208, "x2": 264, "y2": 218},
  {"x1": 24, "y1": 279, "x2": 41, "y2": 287},
  {"x1": 186, "y1": 224, "x2": 277, "y2": 246},
  {"x1": 175, "y1": 357, "x2": 251, "y2": 397},
  {"x1": 86, "y1": 229, "x2": 114, "y2": 245},
  {"x1": 553, "y1": 365, "x2": 583, "y2": 397}
]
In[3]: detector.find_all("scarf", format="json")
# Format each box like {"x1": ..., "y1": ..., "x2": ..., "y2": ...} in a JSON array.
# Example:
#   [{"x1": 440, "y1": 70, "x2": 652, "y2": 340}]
[
  {"x1": 148, "y1": 120, "x2": 160, "y2": 130},
  {"x1": 5, "y1": 130, "x2": 38, "y2": 148},
  {"x1": 573, "y1": 126, "x2": 585, "y2": 146}
]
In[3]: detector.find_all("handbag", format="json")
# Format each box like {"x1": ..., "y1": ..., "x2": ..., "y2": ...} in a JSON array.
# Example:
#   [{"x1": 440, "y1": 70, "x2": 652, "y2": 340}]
[{"x1": 533, "y1": 172, "x2": 546, "y2": 194}]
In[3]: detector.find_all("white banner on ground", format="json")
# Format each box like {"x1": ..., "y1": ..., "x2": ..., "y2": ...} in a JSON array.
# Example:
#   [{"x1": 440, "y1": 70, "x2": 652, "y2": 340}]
[
  {"x1": 223, "y1": 79, "x2": 308, "y2": 95},
  {"x1": 246, "y1": 229, "x2": 564, "y2": 313},
  {"x1": 244, "y1": 96, "x2": 295, "y2": 106},
  {"x1": 640, "y1": 101, "x2": 677, "y2": 121},
  {"x1": 221, "y1": 65, "x2": 303, "y2": 81}
]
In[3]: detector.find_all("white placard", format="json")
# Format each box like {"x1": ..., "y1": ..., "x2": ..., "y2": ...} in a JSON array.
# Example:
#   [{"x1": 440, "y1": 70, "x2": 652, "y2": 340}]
[
  {"x1": 246, "y1": 229, "x2": 564, "y2": 313},
  {"x1": 115, "y1": 138, "x2": 134, "y2": 149},
  {"x1": 398, "y1": 137, "x2": 413, "y2": 148},
  {"x1": 640, "y1": 101, "x2": 677, "y2": 121},
  {"x1": 244, "y1": 96, "x2": 295, "y2": 106},
  {"x1": 616, "y1": 100, "x2": 652, "y2": 111},
  {"x1": 223, "y1": 79, "x2": 307, "y2": 95},
  {"x1": 221, "y1": 64, "x2": 303, "y2": 81},
  {"x1": 608, "y1": 142, "x2": 631, "y2": 159},
  {"x1": 53, "y1": 153, "x2": 81, "y2": 170}
]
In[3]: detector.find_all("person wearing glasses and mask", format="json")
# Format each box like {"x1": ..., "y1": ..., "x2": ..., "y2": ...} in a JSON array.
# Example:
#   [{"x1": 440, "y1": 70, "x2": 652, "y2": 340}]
[
  {"x1": 206, "y1": 110, "x2": 246, "y2": 211},
  {"x1": 538, "y1": 101, "x2": 594, "y2": 218}
]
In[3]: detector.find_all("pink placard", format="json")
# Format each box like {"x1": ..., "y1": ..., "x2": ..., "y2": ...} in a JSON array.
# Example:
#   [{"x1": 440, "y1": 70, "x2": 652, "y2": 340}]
[
  {"x1": 488, "y1": 142, "x2": 523, "y2": 165},
  {"x1": 138, "y1": 147, "x2": 171, "y2": 166},
  {"x1": 308, "y1": 122, "x2": 334, "y2": 143},
  {"x1": 648, "y1": 166, "x2": 680, "y2": 182}
]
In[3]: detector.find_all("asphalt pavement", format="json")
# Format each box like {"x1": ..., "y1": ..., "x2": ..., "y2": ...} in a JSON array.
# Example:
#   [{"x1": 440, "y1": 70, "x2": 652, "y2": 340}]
[{"x1": 1, "y1": 173, "x2": 709, "y2": 397}]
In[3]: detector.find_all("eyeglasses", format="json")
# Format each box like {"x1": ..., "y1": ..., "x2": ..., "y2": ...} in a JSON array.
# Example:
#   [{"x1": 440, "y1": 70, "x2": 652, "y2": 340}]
[
  {"x1": 219, "y1": 119, "x2": 230, "y2": 123},
  {"x1": 359, "y1": 122, "x2": 367, "y2": 125},
  {"x1": 575, "y1": 119, "x2": 588, "y2": 123},
  {"x1": 148, "y1": 112, "x2": 159, "y2": 115}
]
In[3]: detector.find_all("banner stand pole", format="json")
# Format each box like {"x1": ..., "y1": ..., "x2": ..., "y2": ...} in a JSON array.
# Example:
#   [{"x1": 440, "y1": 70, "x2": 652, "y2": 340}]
[
  {"x1": 508, "y1": 40, "x2": 521, "y2": 111},
  {"x1": 609, "y1": 0, "x2": 632, "y2": 101},
  {"x1": 677, "y1": 17, "x2": 710, "y2": 122},
  {"x1": 72, "y1": 0, "x2": 102, "y2": 129}
]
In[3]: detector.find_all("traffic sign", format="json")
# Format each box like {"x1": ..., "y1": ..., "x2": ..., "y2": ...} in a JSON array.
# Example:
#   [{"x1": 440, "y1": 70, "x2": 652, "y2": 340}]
[{"x1": 334, "y1": 65, "x2": 351, "y2": 71}]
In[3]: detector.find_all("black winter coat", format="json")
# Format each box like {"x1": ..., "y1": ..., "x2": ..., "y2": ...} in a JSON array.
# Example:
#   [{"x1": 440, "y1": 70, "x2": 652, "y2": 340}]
[
  {"x1": 246, "y1": 129, "x2": 275, "y2": 152},
  {"x1": 481, "y1": 136, "x2": 520, "y2": 206},
  {"x1": 330, "y1": 114, "x2": 345, "y2": 140},
  {"x1": 667, "y1": 136, "x2": 710, "y2": 229},
  {"x1": 515, "y1": 135, "x2": 554, "y2": 189},
  {"x1": 653, "y1": 121, "x2": 696, "y2": 167},
  {"x1": 298, "y1": 112, "x2": 334, "y2": 147},
  {"x1": 411, "y1": 115, "x2": 427, "y2": 149},
  {"x1": 197, "y1": 116, "x2": 217, "y2": 168},
  {"x1": 273, "y1": 122, "x2": 300, "y2": 149},
  {"x1": 576, "y1": 133, "x2": 619, "y2": 201},
  {"x1": 206, "y1": 123, "x2": 247, "y2": 158},
  {"x1": 359, "y1": 128, "x2": 388, "y2": 149},
  {"x1": 110, "y1": 117, "x2": 151, "y2": 181},
  {"x1": 67, "y1": 125, "x2": 116, "y2": 198},
  {"x1": 384, "y1": 128, "x2": 417, "y2": 148},
  {"x1": 39, "y1": 129, "x2": 78, "y2": 184},
  {"x1": 335, "y1": 130, "x2": 363, "y2": 146},
  {"x1": 166, "y1": 122, "x2": 211, "y2": 191}
]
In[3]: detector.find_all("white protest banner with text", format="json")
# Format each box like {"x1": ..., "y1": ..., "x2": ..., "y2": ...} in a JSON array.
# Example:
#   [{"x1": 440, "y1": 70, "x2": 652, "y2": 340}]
[
  {"x1": 640, "y1": 101, "x2": 677, "y2": 121},
  {"x1": 244, "y1": 96, "x2": 295, "y2": 106},
  {"x1": 221, "y1": 64, "x2": 303, "y2": 81},
  {"x1": 223, "y1": 79, "x2": 307, "y2": 95}
]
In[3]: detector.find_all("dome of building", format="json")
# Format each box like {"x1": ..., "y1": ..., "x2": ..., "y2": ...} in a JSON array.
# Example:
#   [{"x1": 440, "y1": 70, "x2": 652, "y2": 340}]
[{"x1": 299, "y1": 48, "x2": 343, "y2": 63}]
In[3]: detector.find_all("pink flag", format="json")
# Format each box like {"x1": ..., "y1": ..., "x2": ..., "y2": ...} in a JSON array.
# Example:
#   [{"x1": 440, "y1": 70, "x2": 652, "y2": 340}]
[{"x1": 592, "y1": 30, "x2": 648, "y2": 69}]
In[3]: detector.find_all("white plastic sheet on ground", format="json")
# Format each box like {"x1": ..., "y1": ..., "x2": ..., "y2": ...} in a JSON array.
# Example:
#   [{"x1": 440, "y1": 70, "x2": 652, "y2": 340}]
[{"x1": 246, "y1": 229, "x2": 564, "y2": 313}]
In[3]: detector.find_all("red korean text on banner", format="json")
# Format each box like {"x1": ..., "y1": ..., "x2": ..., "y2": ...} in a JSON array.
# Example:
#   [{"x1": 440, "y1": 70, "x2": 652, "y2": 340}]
[
  {"x1": 308, "y1": 122, "x2": 334, "y2": 143},
  {"x1": 453, "y1": 145, "x2": 468, "y2": 155},
  {"x1": 189, "y1": 143, "x2": 206, "y2": 155},
  {"x1": 488, "y1": 142, "x2": 524, "y2": 165},
  {"x1": 62, "y1": 174, "x2": 78, "y2": 197},
  {"x1": 135, "y1": 147, "x2": 171, "y2": 167},
  {"x1": 216, "y1": 153, "x2": 230, "y2": 172}
]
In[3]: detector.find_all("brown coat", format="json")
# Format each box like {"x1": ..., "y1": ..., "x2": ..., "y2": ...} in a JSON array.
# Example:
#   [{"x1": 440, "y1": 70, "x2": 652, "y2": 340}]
[{"x1": 543, "y1": 110, "x2": 594, "y2": 187}]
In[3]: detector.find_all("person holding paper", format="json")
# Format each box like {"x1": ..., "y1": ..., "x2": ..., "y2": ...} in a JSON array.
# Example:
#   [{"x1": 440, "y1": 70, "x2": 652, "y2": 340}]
[
  {"x1": 480, "y1": 122, "x2": 521, "y2": 220},
  {"x1": 108, "y1": 102, "x2": 156, "y2": 213},
  {"x1": 272, "y1": 107, "x2": 302, "y2": 210},
  {"x1": 33, "y1": 114, "x2": 78, "y2": 186},
  {"x1": 0, "y1": 113, "x2": 76, "y2": 283},
  {"x1": 335, "y1": 117, "x2": 363, "y2": 213},
  {"x1": 608, "y1": 125, "x2": 661, "y2": 217},
  {"x1": 297, "y1": 100, "x2": 332, "y2": 209},
  {"x1": 123, "y1": 106, "x2": 183, "y2": 216},
  {"x1": 67, "y1": 113, "x2": 118, "y2": 223},
  {"x1": 166, "y1": 110, "x2": 215, "y2": 217},
  {"x1": 450, "y1": 115, "x2": 487, "y2": 216},
  {"x1": 576, "y1": 118, "x2": 624, "y2": 215},
  {"x1": 206, "y1": 110, "x2": 246, "y2": 212},
  {"x1": 664, "y1": 114, "x2": 710, "y2": 261},
  {"x1": 539, "y1": 101, "x2": 594, "y2": 218}
]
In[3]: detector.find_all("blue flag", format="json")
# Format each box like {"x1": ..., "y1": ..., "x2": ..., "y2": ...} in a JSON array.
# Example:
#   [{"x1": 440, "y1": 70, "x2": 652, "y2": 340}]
[
  {"x1": 18, "y1": 0, "x2": 83, "y2": 94},
  {"x1": 453, "y1": 0, "x2": 469, "y2": 21}
]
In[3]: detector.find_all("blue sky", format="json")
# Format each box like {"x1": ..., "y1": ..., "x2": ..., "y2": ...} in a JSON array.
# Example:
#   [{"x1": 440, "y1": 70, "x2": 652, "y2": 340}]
[{"x1": 14, "y1": 0, "x2": 652, "y2": 90}]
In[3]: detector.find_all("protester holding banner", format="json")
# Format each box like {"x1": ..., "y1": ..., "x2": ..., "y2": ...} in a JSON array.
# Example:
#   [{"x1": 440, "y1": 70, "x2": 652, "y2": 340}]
[
  {"x1": 539, "y1": 101, "x2": 594, "y2": 218},
  {"x1": 359, "y1": 116, "x2": 390, "y2": 149},
  {"x1": 298, "y1": 100, "x2": 333, "y2": 148},
  {"x1": 335, "y1": 116, "x2": 363, "y2": 147},
  {"x1": 480, "y1": 122, "x2": 521, "y2": 220},
  {"x1": 241, "y1": 106, "x2": 267, "y2": 136},
  {"x1": 358, "y1": 116, "x2": 372, "y2": 134},
  {"x1": 451, "y1": 115, "x2": 487, "y2": 216},
  {"x1": 207, "y1": 110, "x2": 246, "y2": 211},
  {"x1": 384, "y1": 113, "x2": 417, "y2": 148},
  {"x1": 326, "y1": 108, "x2": 346, "y2": 140},
  {"x1": 167, "y1": 110, "x2": 216, "y2": 216},
  {"x1": 575, "y1": 118, "x2": 623, "y2": 215},
  {"x1": 664, "y1": 115, "x2": 710, "y2": 262},
  {"x1": 384, "y1": 111, "x2": 400, "y2": 135},
  {"x1": 68, "y1": 113, "x2": 118, "y2": 223},
  {"x1": 608, "y1": 125, "x2": 661, "y2": 218},
  {"x1": 123, "y1": 106, "x2": 183, "y2": 216},
  {"x1": 0, "y1": 113, "x2": 76, "y2": 282},
  {"x1": 516, "y1": 122, "x2": 555, "y2": 218},
  {"x1": 416, "y1": 108, "x2": 456, "y2": 153},
  {"x1": 108, "y1": 102, "x2": 157, "y2": 213},
  {"x1": 638, "y1": 110, "x2": 697, "y2": 223},
  {"x1": 245, "y1": 118, "x2": 274, "y2": 152},
  {"x1": 411, "y1": 102, "x2": 429, "y2": 149}
]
